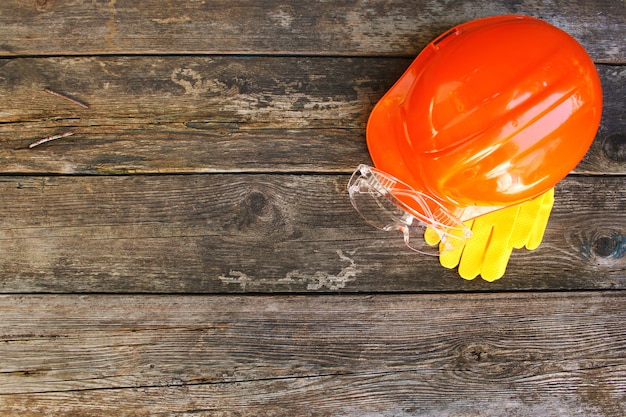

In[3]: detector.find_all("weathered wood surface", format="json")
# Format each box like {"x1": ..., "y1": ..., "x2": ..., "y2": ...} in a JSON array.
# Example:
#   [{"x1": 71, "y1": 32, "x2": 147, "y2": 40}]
[
  {"x1": 1, "y1": 0, "x2": 624, "y2": 62},
  {"x1": 1, "y1": 293, "x2": 625, "y2": 416},
  {"x1": 1, "y1": 0, "x2": 625, "y2": 415},
  {"x1": 0, "y1": 175, "x2": 624, "y2": 293},
  {"x1": 1, "y1": 57, "x2": 624, "y2": 175}
]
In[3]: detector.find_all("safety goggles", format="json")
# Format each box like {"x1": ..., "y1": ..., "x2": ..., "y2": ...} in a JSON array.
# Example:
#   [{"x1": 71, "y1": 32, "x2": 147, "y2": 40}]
[{"x1": 348, "y1": 164, "x2": 471, "y2": 255}]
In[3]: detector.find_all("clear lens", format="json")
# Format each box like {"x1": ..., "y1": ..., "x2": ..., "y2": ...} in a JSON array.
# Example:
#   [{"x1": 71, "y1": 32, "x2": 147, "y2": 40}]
[{"x1": 348, "y1": 164, "x2": 471, "y2": 255}]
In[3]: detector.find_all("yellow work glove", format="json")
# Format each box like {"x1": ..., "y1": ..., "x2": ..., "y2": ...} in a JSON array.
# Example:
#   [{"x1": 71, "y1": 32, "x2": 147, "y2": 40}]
[{"x1": 425, "y1": 188, "x2": 554, "y2": 281}]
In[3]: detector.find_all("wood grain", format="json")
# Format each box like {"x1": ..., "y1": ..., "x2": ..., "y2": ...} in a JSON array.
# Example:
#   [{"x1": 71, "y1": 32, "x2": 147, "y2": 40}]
[
  {"x1": 0, "y1": 293, "x2": 624, "y2": 416},
  {"x1": 0, "y1": 0, "x2": 624, "y2": 62},
  {"x1": 0, "y1": 57, "x2": 624, "y2": 175},
  {"x1": 0, "y1": 175, "x2": 623, "y2": 293},
  {"x1": 1, "y1": 1, "x2": 624, "y2": 416}
]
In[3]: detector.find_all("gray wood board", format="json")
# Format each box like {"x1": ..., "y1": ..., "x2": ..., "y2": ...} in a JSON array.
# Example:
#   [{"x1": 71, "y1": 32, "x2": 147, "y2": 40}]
[
  {"x1": 1, "y1": 57, "x2": 624, "y2": 175},
  {"x1": 1, "y1": 174, "x2": 623, "y2": 293},
  {"x1": 0, "y1": 292, "x2": 624, "y2": 416},
  {"x1": 0, "y1": 0, "x2": 624, "y2": 62}
]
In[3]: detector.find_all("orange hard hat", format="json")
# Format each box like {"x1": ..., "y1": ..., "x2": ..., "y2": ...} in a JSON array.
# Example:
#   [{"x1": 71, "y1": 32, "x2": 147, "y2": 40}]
[{"x1": 366, "y1": 15, "x2": 602, "y2": 222}]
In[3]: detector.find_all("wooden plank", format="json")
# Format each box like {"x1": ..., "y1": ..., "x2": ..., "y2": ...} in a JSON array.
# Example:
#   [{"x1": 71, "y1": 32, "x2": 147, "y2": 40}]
[
  {"x1": 0, "y1": 174, "x2": 623, "y2": 293},
  {"x1": 0, "y1": 0, "x2": 623, "y2": 62},
  {"x1": 0, "y1": 293, "x2": 624, "y2": 416},
  {"x1": 0, "y1": 57, "x2": 624, "y2": 175}
]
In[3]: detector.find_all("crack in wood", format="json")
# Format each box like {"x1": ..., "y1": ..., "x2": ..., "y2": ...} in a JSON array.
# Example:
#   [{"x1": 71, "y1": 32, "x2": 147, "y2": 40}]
[{"x1": 0, "y1": 368, "x2": 433, "y2": 396}]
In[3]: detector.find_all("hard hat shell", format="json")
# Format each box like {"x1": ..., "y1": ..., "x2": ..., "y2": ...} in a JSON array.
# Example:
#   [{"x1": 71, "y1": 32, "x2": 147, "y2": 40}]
[{"x1": 367, "y1": 15, "x2": 602, "y2": 221}]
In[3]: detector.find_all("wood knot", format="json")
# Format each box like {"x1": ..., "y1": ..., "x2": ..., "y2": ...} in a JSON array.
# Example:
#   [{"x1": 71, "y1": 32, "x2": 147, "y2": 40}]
[
  {"x1": 577, "y1": 230, "x2": 626, "y2": 261},
  {"x1": 459, "y1": 343, "x2": 492, "y2": 363},
  {"x1": 244, "y1": 191, "x2": 272, "y2": 218},
  {"x1": 35, "y1": 0, "x2": 52, "y2": 10},
  {"x1": 228, "y1": 190, "x2": 287, "y2": 235},
  {"x1": 602, "y1": 133, "x2": 626, "y2": 163},
  {"x1": 590, "y1": 233, "x2": 626, "y2": 259}
]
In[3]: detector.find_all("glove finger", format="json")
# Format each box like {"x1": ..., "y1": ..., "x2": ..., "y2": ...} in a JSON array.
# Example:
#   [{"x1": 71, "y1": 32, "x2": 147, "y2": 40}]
[
  {"x1": 458, "y1": 216, "x2": 495, "y2": 280},
  {"x1": 526, "y1": 188, "x2": 554, "y2": 250},
  {"x1": 510, "y1": 195, "x2": 545, "y2": 249},
  {"x1": 481, "y1": 244, "x2": 514, "y2": 281},
  {"x1": 479, "y1": 205, "x2": 520, "y2": 281},
  {"x1": 423, "y1": 226, "x2": 442, "y2": 246},
  {"x1": 510, "y1": 188, "x2": 554, "y2": 250},
  {"x1": 439, "y1": 219, "x2": 473, "y2": 270}
]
